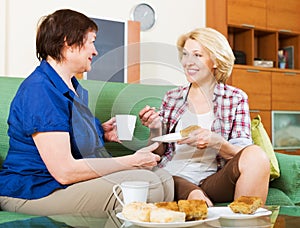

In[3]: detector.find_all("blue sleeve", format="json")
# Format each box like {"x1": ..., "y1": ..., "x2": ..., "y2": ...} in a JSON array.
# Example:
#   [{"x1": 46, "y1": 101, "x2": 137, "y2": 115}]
[{"x1": 17, "y1": 80, "x2": 70, "y2": 135}]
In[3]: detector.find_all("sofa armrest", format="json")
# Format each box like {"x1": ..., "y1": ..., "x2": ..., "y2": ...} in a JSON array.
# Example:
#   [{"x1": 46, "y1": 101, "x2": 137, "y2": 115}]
[{"x1": 270, "y1": 152, "x2": 300, "y2": 205}]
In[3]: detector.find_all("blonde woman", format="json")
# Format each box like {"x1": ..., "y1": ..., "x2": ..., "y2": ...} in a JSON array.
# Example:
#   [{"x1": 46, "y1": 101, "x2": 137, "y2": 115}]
[{"x1": 139, "y1": 27, "x2": 270, "y2": 206}]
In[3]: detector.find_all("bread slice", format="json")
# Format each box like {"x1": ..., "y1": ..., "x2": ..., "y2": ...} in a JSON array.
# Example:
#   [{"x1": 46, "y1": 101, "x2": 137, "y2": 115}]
[
  {"x1": 122, "y1": 202, "x2": 156, "y2": 222},
  {"x1": 178, "y1": 199, "x2": 208, "y2": 221},
  {"x1": 180, "y1": 125, "x2": 201, "y2": 137},
  {"x1": 150, "y1": 208, "x2": 186, "y2": 223},
  {"x1": 229, "y1": 196, "x2": 263, "y2": 214},
  {"x1": 154, "y1": 201, "x2": 179, "y2": 211}
]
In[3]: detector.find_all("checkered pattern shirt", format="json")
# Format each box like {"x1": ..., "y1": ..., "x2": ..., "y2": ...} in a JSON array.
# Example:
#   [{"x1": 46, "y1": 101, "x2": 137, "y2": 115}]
[{"x1": 158, "y1": 83, "x2": 253, "y2": 169}]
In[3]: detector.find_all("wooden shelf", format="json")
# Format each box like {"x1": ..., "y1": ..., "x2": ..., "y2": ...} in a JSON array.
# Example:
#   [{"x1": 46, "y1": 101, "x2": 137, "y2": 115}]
[
  {"x1": 206, "y1": 0, "x2": 300, "y2": 155},
  {"x1": 207, "y1": 0, "x2": 300, "y2": 71}
]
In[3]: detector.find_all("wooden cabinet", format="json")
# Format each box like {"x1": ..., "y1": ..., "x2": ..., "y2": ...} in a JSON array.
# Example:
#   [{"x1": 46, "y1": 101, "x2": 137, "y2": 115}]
[
  {"x1": 267, "y1": 0, "x2": 300, "y2": 33},
  {"x1": 207, "y1": 0, "x2": 300, "y2": 155},
  {"x1": 231, "y1": 67, "x2": 271, "y2": 110},
  {"x1": 208, "y1": 0, "x2": 300, "y2": 70},
  {"x1": 227, "y1": 0, "x2": 267, "y2": 29},
  {"x1": 272, "y1": 71, "x2": 300, "y2": 110},
  {"x1": 231, "y1": 67, "x2": 272, "y2": 138},
  {"x1": 227, "y1": 0, "x2": 300, "y2": 33}
]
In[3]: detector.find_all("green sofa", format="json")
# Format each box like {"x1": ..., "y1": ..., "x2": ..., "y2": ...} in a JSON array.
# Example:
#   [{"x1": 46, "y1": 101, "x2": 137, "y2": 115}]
[{"x1": 0, "y1": 76, "x2": 299, "y2": 224}]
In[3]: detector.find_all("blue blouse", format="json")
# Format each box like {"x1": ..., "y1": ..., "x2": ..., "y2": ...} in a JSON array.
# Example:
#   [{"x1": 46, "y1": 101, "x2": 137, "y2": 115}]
[{"x1": 0, "y1": 60, "x2": 110, "y2": 199}]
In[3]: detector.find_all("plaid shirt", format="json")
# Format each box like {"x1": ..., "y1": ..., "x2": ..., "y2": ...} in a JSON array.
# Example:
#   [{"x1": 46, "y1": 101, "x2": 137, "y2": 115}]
[{"x1": 158, "y1": 83, "x2": 252, "y2": 169}]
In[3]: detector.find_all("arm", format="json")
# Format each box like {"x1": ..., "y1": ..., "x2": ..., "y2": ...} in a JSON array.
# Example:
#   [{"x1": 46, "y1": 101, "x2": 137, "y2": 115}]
[
  {"x1": 33, "y1": 132, "x2": 161, "y2": 185},
  {"x1": 139, "y1": 105, "x2": 165, "y2": 156},
  {"x1": 178, "y1": 128, "x2": 241, "y2": 160},
  {"x1": 177, "y1": 91, "x2": 250, "y2": 160}
]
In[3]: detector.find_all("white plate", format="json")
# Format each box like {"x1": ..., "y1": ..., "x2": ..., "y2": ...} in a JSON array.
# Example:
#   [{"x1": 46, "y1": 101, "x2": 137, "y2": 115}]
[
  {"x1": 151, "y1": 133, "x2": 187, "y2": 143},
  {"x1": 210, "y1": 207, "x2": 272, "y2": 219},
  {"x1": 116, "y1": 208, "x2": 220, "y2": 227}
]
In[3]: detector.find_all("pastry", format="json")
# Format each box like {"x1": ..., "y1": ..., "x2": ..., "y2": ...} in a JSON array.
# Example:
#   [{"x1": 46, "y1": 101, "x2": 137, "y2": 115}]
[
  {"x1": 178, "y1": 199, "x2": 208, "y2": 221},
  {"x1": 122, "y1": 202, "x2": 156, "y2": 222},
  {"x1": 229, "y1": 196, "x2": 263, "y2": 214},
  {"x1": 154, "y1": 201, "x2": 179, "y2": 211},
  {"x1": 122, "y1": 201, "x2": 185, "y2": 223},
  {"x1": 150, "y1": 207, "x2": 186, "y2": 223},
  {"x1": 180, "y1": 125, "x2": 201, "y2": 137}
]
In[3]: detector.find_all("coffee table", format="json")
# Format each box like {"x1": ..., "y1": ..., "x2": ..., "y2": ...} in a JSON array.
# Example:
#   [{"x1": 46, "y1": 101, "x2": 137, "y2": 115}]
[{"x1": 1, "y1": 206, "x2": 299, "y2": 227}]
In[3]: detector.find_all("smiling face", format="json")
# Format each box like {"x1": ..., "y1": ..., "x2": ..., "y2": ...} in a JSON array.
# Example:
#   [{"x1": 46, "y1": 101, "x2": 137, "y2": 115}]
[
  {"x1": 68, "y1": 31, "x2": 98, "y2": 73},
  {"x1": 180, "y1": 39, "x2": 215, "y2": 84}
]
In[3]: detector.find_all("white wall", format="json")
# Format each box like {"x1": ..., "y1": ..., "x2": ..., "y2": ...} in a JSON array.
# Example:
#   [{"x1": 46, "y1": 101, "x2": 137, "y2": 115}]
[
  {"x1": 0, "y1": 0, "x2": 7, "y2": 74},
  {"x1": 0, "y1": 0, "x2": 206, "y2": 85}
]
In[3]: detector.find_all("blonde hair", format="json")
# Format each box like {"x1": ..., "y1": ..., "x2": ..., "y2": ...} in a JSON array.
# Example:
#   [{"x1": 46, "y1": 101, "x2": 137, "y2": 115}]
[{"x1": 177, "y1": 27, "x2": 235, "y2": 83}]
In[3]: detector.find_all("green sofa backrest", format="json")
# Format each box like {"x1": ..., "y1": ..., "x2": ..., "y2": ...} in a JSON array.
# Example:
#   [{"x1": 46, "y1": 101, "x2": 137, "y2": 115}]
[
  {"x1": 0, "y1": 77, "x2": 24, "y2": 167},
  {"x1": 0, "y1": 76, "x2": 175, "y2": 165},
  {"x1": 79, "y1": 80, "x2": 175, "y2": 156}
]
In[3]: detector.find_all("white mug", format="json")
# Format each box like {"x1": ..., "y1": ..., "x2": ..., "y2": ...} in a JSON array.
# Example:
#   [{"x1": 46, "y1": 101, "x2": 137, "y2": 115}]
[
  {"x1": 115, "y1": 114, "x2": 137, "y2": 141},
  {"x1": 112, "y1": 181, "x2": 149, "y2": 206}
]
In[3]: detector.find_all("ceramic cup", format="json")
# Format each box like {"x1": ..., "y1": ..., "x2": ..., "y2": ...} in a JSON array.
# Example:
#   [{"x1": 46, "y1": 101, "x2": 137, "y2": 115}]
[
  {"x1": 112, "y1": 181, "x2": 149, "y2": 206},
  {"x1": 115, "y1": 114, "x2": 137, "y2": 140}
]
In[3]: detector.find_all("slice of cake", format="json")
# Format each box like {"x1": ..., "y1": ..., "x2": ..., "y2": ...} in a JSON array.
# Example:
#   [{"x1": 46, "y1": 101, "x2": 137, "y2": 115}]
[
  {"x1": 180, "y1": 125, "x2": 201, "y2": 137},
  {"x1": 154, "y1": 201, "x2": 179, "y2": 211},
  {"x1": 178, "y1": 199, "x2": 208, "y2": 221},
  {"x1": 122, "y1": 202, "x2": 156, "y2": 222},
  {"x1": 229, "y1": 196, "x2": 263, "y2": 214},
  {"x1": 150, "y1": 208, "x2": 186, "y2": 223}
]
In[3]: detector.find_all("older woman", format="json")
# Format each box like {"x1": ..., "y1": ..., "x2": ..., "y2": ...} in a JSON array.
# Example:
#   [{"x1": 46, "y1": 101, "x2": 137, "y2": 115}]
[
  {"x1": 0, "y1": 9, "x2": 173, "y2": 216},
  {"x1": 139, "y1": 27, "x2": 270, "y2": 206}
]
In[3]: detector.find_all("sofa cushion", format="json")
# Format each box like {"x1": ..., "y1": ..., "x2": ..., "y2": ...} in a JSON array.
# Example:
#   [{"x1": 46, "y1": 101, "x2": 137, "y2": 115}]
[
  {"x1": 266, "y1": 188, "x2": 295, "y2": 206},
  {"x1": 251, "y1": 115, "x2": 280, "y2": 181},
  {"x1": 279, "y1": 206, "x2": 300, "y2": 217},
  {"x1": 270, "y1": 152, "x2": 300, "y2": 205},
  {"x1": 0, "y1": 211, "x2": 37, "y2": 224}
]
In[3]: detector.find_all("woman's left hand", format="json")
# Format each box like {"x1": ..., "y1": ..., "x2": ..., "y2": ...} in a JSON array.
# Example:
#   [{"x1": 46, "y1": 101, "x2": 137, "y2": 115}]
[
  {"x1": 102, "y1": 117, "x2": 121, "y2": 143},
  {"x1": 177, "y1": 127, "x2": 224, "y2": 150}
]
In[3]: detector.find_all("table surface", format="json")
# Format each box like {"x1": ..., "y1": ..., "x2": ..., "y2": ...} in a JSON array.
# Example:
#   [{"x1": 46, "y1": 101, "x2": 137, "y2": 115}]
[{"x1": 2, "y1": 206, "x2": 299, "y2": 227}]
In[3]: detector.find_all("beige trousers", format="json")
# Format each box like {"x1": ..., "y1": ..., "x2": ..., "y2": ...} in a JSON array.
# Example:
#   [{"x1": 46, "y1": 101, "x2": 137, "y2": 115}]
[{"x1": 0, "y1": 169, "x2": 173, "y2": 217}]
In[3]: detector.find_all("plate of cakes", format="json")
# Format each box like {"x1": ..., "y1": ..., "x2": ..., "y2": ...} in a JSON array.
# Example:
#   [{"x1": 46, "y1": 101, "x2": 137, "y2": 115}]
[
  {"x1": 210, "y1": 196, "x2": 272, "y2": 219},
  {"x1": 116, "y1": 199, "x2": 220, "y2": 227}
]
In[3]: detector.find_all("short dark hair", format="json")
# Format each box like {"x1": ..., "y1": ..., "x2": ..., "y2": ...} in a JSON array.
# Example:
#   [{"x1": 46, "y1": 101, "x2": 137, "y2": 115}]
[{"x1": 36, "y1": 9, "x2": 98, "y2": 62}]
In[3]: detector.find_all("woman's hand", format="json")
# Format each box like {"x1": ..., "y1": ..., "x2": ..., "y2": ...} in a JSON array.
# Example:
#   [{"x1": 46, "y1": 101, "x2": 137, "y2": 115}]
[
  {"x1": 102, "y1": 117, "x2": 121, "y2": 143},
  {"x1": 177, "y1": 127, "x2": 225, "y2": 150},
  {"x1": 132, "y1": 142, "x2": 161, "y2": 169},
  {"x1": 139, "y1": 105, "x2": 162, "y2": 129}
]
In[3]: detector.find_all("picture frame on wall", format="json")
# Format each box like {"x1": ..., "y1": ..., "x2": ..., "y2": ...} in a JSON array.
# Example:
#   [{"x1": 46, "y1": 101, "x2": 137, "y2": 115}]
[
  {"x1": 272, "y1": 111, "x2": 300, "y2": 150},
  {"x1": 283, "y1": 46, "x2": 294, "y2": 69},
  {"x1": 87, "y1": 17, "x2": 127, "y2": 83}
]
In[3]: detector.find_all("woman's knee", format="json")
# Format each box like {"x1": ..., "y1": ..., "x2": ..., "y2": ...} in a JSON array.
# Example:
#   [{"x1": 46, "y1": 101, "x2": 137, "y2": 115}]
[{"x1": 239, "y1": 145, "x2": 270, "y2": 172}]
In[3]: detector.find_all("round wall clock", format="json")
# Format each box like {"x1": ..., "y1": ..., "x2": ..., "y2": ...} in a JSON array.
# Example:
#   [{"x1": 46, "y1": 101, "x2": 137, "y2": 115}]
[{"x1": 131, "y1": 3, "x2": 156, "y2": 31}]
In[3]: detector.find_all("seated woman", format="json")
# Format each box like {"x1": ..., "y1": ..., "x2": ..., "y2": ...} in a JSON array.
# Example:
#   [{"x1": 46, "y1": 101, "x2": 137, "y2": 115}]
[
  {"x1": 0, "y1": 9, "x2": 173, "y2": 217},
  {"x1": 139, "y1": 27, "x2": 270, "y2": 206}
]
